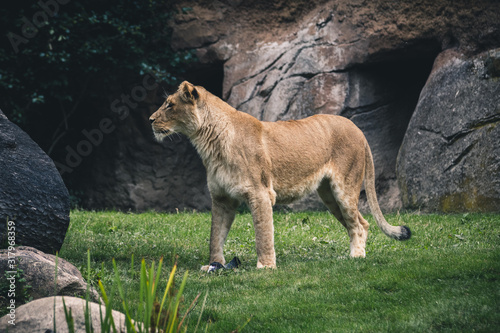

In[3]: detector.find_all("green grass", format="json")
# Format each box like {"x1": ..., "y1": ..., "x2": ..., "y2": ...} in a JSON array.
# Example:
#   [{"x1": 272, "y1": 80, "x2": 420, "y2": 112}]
[{"x1": 60, "y1": 210, "x2": 500, "y2": 332}]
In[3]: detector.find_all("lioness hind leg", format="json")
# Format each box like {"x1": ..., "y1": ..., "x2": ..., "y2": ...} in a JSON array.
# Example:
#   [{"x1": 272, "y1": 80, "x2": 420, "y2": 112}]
[
  {"x1": 342, "y1": 205, "x2": 369, "y2": 258},
  {"x1": 317, "y1": 179, "x2": 347, "y2": 228},
  {"x1": 319, "y1": 180, "x2": 369, "y2": 258},
  {"x1": 353, "y1": 212, "x2": 370, "y2": 257}
]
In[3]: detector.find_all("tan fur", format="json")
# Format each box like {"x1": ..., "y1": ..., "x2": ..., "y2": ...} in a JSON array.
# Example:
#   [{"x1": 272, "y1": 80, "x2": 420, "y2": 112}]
[{"x1": 150, "y1": 81, "x2": 410, "y2": 269}]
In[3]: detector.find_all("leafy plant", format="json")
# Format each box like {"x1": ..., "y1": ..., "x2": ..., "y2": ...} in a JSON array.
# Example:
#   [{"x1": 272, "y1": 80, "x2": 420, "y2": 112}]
[{"x1": 62, "y1": 250, "x2": 207, "y2": 332}]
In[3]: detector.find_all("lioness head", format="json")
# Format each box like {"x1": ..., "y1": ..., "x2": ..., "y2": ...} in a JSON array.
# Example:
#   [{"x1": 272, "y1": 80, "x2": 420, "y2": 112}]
[{"x1": 149, "y1": 81, "x2": 203, "y2": 141}]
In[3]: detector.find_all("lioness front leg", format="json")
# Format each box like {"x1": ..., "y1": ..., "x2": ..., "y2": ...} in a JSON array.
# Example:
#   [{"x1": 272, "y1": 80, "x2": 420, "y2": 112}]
[
  {"x1": 201, "y1": 197, "x2": 238, "y2": 272},
  {"x1": 247, "y1": 192, "x2": 276, "y2": 269}
]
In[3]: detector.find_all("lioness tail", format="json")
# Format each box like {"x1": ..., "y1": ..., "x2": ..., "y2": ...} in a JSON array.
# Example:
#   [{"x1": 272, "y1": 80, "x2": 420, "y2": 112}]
[{"x1": 364, "y1": 142, "x2": 411, "y2": 240}]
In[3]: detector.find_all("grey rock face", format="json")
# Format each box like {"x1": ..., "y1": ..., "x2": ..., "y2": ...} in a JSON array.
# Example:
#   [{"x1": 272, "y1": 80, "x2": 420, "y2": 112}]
[
  {"x1": 397, "y1": 49, "x2": 500, "y2": 212},
  {"x1": 76, "y1": 0, "x2": 500, "y2": 213},
  {"x1": 0, "y1": 246, "x2": 100, "y2": 302},
  {"x1": 0, "y1": 110, "x2": 70, "y2": 253},
  {"x1": 166, "y1": 0, "x2": 500, "y2": 213},
  {"x1": 0, "y1": 296, "x2": 130, "y2": 333}
]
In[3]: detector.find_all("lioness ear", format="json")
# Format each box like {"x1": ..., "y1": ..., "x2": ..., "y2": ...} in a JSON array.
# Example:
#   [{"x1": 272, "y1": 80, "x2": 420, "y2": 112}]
[{"x1": 179, "y1": 81, "x2": 199, "y2": 103}]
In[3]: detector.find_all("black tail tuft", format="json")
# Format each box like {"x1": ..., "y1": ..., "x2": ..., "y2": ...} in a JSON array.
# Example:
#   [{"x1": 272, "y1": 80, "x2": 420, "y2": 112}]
[{"x1": 396, "y1": 226, "x2": 412, "y2": 241}]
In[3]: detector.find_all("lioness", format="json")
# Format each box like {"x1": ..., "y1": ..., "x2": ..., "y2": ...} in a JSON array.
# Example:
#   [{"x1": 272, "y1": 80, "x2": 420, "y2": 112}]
[{"x1": 150, "y1": 81, "x2": 411, "y2": 269}]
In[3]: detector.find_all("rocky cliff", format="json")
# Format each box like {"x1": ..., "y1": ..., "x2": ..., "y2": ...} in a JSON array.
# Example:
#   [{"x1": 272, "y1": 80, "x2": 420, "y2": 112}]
[{"x1": 79, "y1": 0, "x2": 500, "y2": 212}]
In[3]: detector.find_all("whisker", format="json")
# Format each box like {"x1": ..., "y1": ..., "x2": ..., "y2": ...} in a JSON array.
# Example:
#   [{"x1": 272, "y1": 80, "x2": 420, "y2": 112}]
[
  {"x1": 174, "y1": 133, "x2": 183, "y2": 143},
  {"x1": 162, "y1": 87, "x2": 169, "y2": 99}
]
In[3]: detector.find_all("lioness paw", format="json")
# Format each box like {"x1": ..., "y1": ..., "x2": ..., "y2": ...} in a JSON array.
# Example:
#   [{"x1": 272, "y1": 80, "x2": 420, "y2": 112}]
[
  {"x1": 350, "y1": 248, "x2": 366, "y2": 258},
  {"x1": 257, "y1": 262, "x2": 277, "y2": 269}
]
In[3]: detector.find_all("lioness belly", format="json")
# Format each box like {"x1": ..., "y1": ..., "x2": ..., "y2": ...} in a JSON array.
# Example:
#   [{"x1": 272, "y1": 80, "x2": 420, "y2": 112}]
[{"x1": 273, "y1": 166, "x2": 331, "y2": 204}]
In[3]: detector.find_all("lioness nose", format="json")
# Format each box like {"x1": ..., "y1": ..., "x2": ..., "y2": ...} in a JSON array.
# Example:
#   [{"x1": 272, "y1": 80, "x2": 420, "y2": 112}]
[{"x1": 149, "y1": 117, "x2": 155, "y2": 124}]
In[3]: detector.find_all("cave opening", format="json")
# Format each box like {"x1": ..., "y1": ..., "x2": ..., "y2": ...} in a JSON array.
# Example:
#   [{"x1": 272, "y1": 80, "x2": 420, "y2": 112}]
[
  {"x1": 349, "y1": 53, "x2": 438, "y2": 137},
  {"x1": 351, "y1": 49, "x2": 439, "y2": 211}
]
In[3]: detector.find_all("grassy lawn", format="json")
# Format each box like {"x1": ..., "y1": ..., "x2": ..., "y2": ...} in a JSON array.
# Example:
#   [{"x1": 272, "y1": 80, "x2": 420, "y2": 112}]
[{"x1": 60, "y1": 210, "x2": 500, "y2": 332}]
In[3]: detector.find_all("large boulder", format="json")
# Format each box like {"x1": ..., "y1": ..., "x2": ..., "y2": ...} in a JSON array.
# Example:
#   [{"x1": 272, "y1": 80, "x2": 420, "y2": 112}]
[
  {"x1": 397, "y1": 49, "x2": 500, "y2": 212},
  {"x1": 0, "y1": 246, "x2": 100, "y2": 302},
  {"x1": 0, "y1": 109, "x2": 70, "y2": 253},
  {"x1": 0, "y1": 296, "x2": 130, "y2": 333}
]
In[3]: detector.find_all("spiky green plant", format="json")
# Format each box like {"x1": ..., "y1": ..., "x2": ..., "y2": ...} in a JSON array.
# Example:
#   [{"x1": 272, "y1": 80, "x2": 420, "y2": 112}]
[{"x1": 62, "y1": 251, "x2": 205, "y2": 333}]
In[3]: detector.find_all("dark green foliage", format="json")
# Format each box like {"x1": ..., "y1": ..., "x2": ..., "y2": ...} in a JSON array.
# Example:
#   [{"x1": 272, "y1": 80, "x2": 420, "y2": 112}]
[{"x1": 0, "y1": 1, "x2": 192, "y2": 152}]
